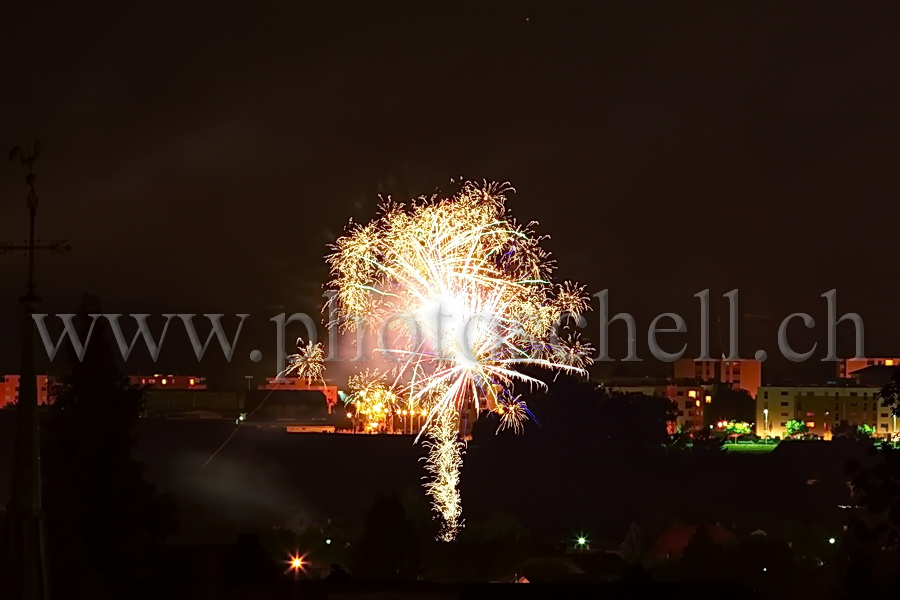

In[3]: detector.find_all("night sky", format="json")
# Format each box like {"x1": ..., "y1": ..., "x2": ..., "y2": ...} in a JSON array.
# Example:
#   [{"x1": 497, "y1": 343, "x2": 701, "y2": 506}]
[{"x1": 2, "y1": 1, "x2": 899, "y2": 386}]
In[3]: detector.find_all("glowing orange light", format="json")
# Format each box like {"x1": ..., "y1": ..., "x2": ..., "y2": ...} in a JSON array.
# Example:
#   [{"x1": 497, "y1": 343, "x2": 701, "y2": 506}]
[
  {"x1": 886, "y1": 360, "x2": 895, "y2": 366},
  {"x1": 806, "y1": 421, "x2": 815, "y2": 428},
  {"x1": 287, "y1": 553, "x2": 306, "y2": 572}
]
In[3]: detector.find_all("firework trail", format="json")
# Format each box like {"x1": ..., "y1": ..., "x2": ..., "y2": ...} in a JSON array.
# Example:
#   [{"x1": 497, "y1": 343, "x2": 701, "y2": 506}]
[{"x1": 327, "y1": 181, "x2": 591, "y2": 540}]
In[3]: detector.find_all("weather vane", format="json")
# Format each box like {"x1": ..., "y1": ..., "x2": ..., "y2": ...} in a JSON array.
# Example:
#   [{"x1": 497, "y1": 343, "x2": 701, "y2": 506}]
[{"x1": 0, "y1": 139, "x2": 70, "y2": 262}]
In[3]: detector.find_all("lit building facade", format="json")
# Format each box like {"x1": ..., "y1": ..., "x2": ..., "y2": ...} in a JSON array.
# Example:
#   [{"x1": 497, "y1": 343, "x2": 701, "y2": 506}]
[
  {"x1": 606, "y1": 383, "x2": 711, "y2": 432},
  {"x1": 259, "y1": 377, "x2": 338, "y2": 407},
  {"x1": 838, "y1": 357, "x2": 900, "y2": 379},
  {"x1": 0, "y1": 374, "x2": 52, "y2": 408},
  {"x1": 129, "y1": 374, "x2": 207, "y2": 389},
  {"x1": 756, "y1": 385, "x2": 898, "y2": 439},
  {"x1": 674, "y1": 359, "x2": 761, "y2": 398}
]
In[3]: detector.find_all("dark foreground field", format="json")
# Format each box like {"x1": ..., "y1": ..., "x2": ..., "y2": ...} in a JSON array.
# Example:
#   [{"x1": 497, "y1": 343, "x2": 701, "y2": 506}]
[{"x1": 0, "y1": 412, "x2": 859, "y2": 545}]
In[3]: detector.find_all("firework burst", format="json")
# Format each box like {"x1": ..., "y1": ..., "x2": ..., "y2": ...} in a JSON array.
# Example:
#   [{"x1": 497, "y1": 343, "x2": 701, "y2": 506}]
[
  {"x1": 495, "y1": 393, "x2": 531, "y2": 435},
  {"x1": 285, "y1": 340, "x2": 326, "y2": 385},
  {"x1": 327, "y1": 181, "x2": 590, "y2": 540},
  {"x1": 346, "y1": 369, "x2": 402, "y2": 432}
]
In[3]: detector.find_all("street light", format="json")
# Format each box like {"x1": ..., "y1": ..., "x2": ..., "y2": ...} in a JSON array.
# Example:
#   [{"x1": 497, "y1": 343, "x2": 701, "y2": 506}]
[
  {"x1": 763, "y1": 408, "x2": 769, "y2": 438},
  {"x1": 287, "y1": 552, "x2": 306, "y2": 580},
  {"x1": 828, "y1": 537, "x2": 836, "y2": 545}
]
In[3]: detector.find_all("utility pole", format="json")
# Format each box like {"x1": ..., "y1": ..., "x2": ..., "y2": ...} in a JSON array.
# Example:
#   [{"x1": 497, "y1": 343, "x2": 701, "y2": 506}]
[{"x1": 0, "y1": 140, "x2": 71, "y2": 600}]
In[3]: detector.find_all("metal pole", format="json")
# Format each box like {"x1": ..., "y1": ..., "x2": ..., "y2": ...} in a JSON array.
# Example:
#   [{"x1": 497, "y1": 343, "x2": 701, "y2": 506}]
[{"x1": 0, "y1": 145, "x2": 51, "y2": 600}]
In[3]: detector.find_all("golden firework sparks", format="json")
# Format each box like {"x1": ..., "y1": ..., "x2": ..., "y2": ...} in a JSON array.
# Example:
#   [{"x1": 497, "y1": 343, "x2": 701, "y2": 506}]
[
  {"x1": 495, "y1": 393, "x2": 529, "y2": 436},
  {"x1": 285, "y1": 340, "x2": 326, "y2": 385},
  {"x1": 346, "y1": 369, "x2": 401, "y2": 432},
  {"x1": 327, "y1": 181, "x2": 590, "y2": 540}
]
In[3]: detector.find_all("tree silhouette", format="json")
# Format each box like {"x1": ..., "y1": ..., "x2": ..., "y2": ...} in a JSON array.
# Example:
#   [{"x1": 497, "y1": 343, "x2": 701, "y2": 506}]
[
  {"x1": 353, "y1": 493, "x2": 419, "y2": 581},
  {"x1": 681, "y1": 525, "x2": 720, "y2": 578},
  {"x1": 508, "y1": 376, "x2": 675, "y2": 451},
  {"x1": 689, "y1": 426, "x2": 726, "y2": 452},
  {"x1": 847, "y1": 444, "x2": 900, "y2": 551},
  {"x1": 705, "y1": 387, "x2": 755, "y2": 426},
  {"x1": 834, "y1": 420, "x2": 875, "y2": 441},
  {"x1": 621, "y1": 522, "x2": 643, "y2": 563},
  {"x1": 41, "y1": 298, "x2": 176, "y2": 599},
  {"x1": 876, "y1": 370, "x2": 900, "y2": 421}
]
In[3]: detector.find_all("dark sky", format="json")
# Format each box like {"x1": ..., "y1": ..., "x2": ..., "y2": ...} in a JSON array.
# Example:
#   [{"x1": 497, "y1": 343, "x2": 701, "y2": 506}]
[{"x1": 2, "y1": 1, "x2": 899, "y2": 385}]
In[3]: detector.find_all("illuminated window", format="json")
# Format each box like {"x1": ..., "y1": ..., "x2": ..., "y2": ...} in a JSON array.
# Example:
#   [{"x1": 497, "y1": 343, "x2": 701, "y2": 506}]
[
  {"x1": 694, "y1": 400, "x2": 701, "y2": 407},
  {"x1": 705, "y1": 395, "x2": 712, "y2": 403},
  {"x1": 886, "y1": 359, "x2": 895, "y2": 366},
  {"x1": 161, "y1": 379, "x2": 167, "y2": 385},
  {"x1": 806, "y1": 421, "x2": 815, "y2": 427},
  {"x1": 688, "y1": 390, "x2": 697, "y2": 399}
]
